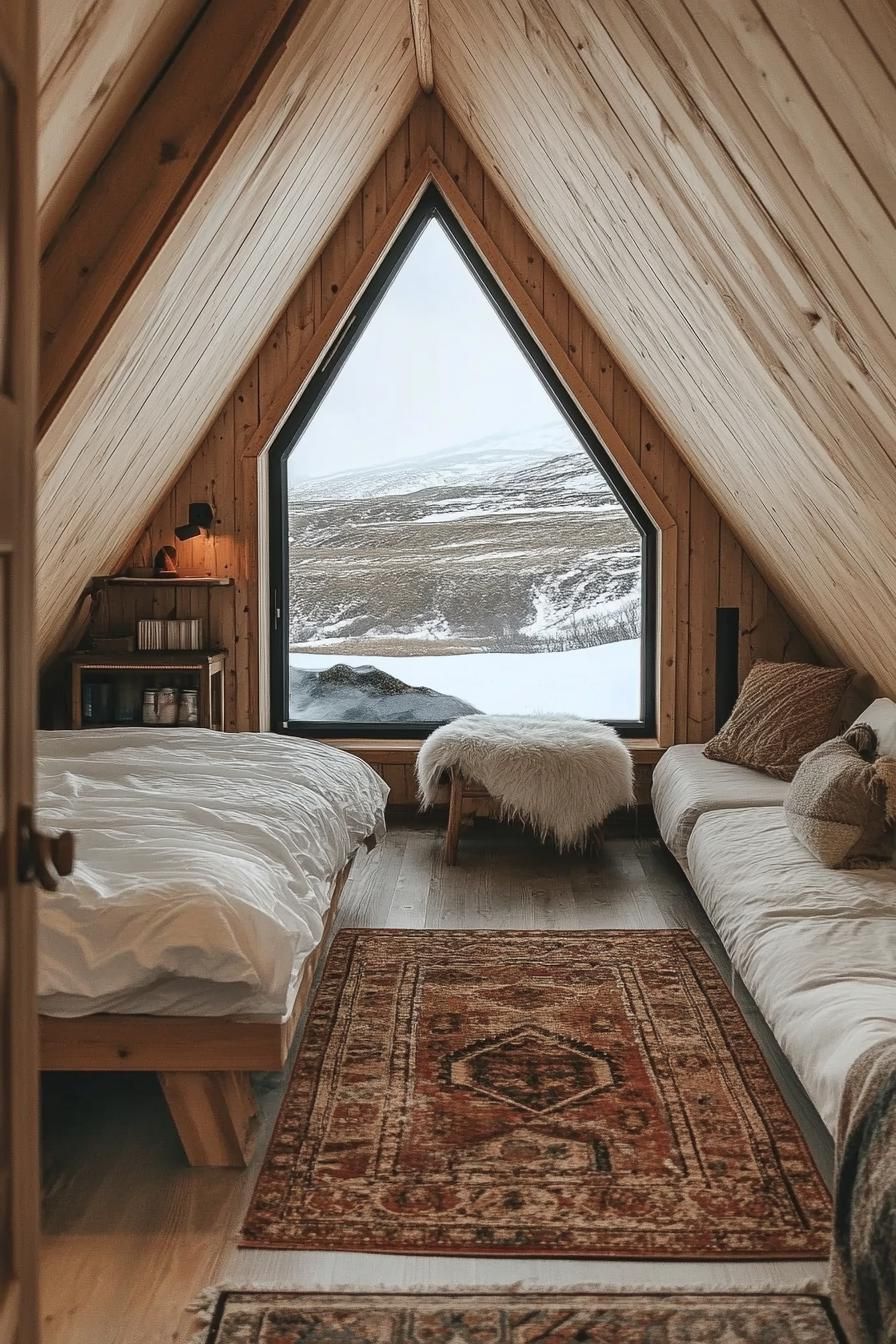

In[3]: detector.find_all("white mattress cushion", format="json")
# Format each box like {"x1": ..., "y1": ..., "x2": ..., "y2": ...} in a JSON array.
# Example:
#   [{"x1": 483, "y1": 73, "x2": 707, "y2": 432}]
[
  {"x1": 652, "y1": 744, "x2": 790, "y2": 864},
  {"x1": 687, "y1": 805, "x2": 896, "y2": 1131},
  {"x1": 36, "y1": 728, "x2": 388, "y2": 1018}
]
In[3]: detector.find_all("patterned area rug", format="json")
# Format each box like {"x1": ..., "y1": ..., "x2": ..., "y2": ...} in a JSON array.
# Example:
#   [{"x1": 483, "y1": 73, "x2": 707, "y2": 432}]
[
  {"x1": 203, "y1": 1291, "x2": 846, "y2": 1343},
  {"x1": 242, "y1": 930, "x2": 831, "y2": 1257}
]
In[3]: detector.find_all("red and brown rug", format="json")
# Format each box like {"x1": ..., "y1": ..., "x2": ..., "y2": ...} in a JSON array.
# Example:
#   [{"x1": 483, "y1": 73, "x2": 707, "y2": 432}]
[
  {"x1": 242, "y1": 929, "x2": 831, "y2": 1257},
  {"x1": 202, "y1": 1291, "x2": 845, "y2": 1343}
]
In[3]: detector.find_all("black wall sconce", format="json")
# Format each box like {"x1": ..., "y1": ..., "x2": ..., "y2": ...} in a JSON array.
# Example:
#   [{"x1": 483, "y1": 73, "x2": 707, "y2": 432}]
[{"x1": 174, "y1": 502, "x2": 214, "y2": 541}]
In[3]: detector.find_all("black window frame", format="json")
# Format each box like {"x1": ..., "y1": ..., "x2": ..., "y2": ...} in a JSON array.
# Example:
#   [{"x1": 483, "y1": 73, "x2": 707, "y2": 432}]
[{"x1": 269, "y1": 184, "x2": 658, "y2": 739}]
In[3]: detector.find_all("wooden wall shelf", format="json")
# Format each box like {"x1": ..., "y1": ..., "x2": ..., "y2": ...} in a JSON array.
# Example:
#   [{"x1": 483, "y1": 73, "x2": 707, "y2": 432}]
[
  {"x1": 69, "y1": 651, "x2": 226, "y2": 668},
  {"x1": 97, "y1": 576, "x2": 234, "y2": 588}
]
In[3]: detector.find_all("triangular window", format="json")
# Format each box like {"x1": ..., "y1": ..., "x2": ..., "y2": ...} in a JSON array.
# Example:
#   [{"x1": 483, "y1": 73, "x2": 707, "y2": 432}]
[{"x1": 270, "y1": 187, "x2": 656, "y2": 735}]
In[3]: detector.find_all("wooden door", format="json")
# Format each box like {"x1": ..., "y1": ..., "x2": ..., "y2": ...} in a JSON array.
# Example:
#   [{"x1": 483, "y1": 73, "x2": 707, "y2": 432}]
[{"x1": 0, "y1": 1, "x2": 40, "y2": 1341}]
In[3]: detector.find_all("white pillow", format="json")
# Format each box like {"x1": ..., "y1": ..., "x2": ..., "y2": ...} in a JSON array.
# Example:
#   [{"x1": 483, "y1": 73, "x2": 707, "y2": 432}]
[{"x1": 850, "y1": 698, "x2": 896, "y2": 756}]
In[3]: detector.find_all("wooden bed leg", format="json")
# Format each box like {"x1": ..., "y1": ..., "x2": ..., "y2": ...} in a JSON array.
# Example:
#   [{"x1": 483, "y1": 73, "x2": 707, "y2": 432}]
[
  {"x1": 158, "y1": 1070, "x2": 258, "y2": 1167},
  {"x1": 445, "y1": 770, "x2": 464, "y2": 866}
]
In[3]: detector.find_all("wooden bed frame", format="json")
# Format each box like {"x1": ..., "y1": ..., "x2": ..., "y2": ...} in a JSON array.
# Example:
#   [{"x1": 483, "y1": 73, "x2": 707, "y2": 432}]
[{"x1": 39, "y1": 854, "x2": 361, "y2": 1167}]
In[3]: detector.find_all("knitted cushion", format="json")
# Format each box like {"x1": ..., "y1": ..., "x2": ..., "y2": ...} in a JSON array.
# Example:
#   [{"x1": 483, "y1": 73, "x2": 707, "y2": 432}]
[
  {"x1": 704, "y1": 660, "x2": 853, "y2": 781},
  {"x1": 785, "y1": 725, "x2": 896, "y2": 868}
]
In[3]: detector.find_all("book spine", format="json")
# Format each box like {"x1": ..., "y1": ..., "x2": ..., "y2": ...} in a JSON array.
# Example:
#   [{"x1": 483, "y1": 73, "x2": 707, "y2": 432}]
[{"x1": 137, "y1": 618, "x2": 205, "y2": 652}]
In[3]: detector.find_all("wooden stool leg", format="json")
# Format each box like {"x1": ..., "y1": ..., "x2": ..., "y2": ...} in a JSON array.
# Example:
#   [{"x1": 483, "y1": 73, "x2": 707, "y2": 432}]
[
  {"x1": 158, "y1": 1070, "x2": 258, "y2": 1167},
  {"x1": 588, "y1": 822, "x2": 605, "y2": 856},
  {"x1": 445, "y1": 770, "x2": 464, "y2": 865}
]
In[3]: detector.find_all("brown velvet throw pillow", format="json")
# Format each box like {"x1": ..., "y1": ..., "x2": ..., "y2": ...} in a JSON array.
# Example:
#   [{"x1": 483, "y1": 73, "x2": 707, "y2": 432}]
[{"x1": 704, "y1": 659, "x2": 853, "y2": 781}]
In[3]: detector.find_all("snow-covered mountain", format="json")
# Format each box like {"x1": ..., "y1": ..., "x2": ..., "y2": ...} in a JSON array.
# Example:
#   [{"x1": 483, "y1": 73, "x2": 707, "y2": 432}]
[
  {"x1": 289, "y1": 422, "x2": 594, "y2": 502},
  {"x1": 286, "y1": 422, "x2": 642, "y2": 650}
]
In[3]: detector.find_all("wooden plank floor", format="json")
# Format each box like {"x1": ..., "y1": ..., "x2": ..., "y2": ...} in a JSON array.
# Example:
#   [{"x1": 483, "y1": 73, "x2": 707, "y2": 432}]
[{"x1": 39, "y1": 822, "x2": 833, "y2": 1344}]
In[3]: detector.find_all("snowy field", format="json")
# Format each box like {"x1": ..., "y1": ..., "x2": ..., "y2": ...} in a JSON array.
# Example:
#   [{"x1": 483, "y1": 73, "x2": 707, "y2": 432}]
[{"x1": 289, "y1": 639, "x2": 641, "y2": 720}]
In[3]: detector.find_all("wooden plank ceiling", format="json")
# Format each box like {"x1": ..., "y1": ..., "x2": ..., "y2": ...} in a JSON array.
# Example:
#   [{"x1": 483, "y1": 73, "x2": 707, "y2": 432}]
[
  {"x1": 35, "y1": 0, "x2": 418, "y2": 658},
  {"x1": 36, "y1": 0, "x2": 896, "y2": 699},
  {"x1": 430, "y1": 0, "x2": 896, "y2": 696},
  {"x1": 38, "y1": 0, "x2": 204, "y2": 246}
]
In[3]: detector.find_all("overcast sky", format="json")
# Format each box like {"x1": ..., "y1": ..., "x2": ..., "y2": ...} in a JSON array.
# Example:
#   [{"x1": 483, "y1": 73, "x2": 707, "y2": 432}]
[{"x1": 288, "y1": 218, "x2": 568, "y2": 482}]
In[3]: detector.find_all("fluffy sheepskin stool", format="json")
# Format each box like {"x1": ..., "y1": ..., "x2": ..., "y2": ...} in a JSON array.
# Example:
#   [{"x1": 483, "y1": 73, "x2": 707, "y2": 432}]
[{"x1": 416, "y1": 714, "x2": 635, "y2": 865}]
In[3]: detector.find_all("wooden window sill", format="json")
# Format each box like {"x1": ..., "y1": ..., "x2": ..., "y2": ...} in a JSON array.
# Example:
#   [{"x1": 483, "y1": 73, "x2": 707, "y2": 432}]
[{"x1": 320, "y1": 738, "x2": 666, "y2": 766}]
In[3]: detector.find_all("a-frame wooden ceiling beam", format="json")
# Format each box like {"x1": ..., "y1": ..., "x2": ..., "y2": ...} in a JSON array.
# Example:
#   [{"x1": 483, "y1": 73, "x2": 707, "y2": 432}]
[
  {"x1": 409, "y1": 0, "x2": 434, "y2": 93},
  {"x1": 37, "y1": 0, "x2": 205, "y2": 250},
  {"x1": 39, "y1": 0, "x2": 313, "y2": 434},
  {"x1": 36, "y1": 0, "x2": 417, "y2": 659}
]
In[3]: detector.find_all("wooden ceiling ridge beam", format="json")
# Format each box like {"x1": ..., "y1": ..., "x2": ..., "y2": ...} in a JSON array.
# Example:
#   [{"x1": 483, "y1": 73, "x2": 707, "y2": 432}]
[
  {"x1": 38, "y1": 0, "x2": 315, "y2": 438},
  {"x1": 410, "y1": 0, "x2": 434, "y2": 92}
]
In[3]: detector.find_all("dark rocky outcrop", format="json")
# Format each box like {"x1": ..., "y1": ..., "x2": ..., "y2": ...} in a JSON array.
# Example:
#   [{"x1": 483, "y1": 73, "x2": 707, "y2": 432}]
[{"x1": 289, "y1": 663, "x2": 480, "y2": 724}]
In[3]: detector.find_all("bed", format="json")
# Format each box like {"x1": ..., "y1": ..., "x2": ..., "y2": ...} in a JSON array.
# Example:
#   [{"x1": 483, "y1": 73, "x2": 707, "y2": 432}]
[{"x1": 35, "y1": 728, "x2": 388, "y2": 1165}]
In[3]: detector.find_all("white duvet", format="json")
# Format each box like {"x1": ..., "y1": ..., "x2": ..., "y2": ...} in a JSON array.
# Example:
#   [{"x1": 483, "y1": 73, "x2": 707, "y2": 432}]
[{"x1": 36, "y1": 729, "x2": 388, "y2": 1019}]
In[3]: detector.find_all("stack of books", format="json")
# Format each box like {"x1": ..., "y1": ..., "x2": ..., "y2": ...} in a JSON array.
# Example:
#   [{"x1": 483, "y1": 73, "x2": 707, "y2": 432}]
[{"x1": 137, "y1": 618, "x2": 205, "y2": 651}]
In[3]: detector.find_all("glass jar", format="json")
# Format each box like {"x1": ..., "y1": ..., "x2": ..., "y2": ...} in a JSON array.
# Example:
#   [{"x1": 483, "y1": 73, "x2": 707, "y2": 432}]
[
  {"x1": 178, "y1": 689, "x2": 199, "y2": 726},
  {"x1": 157, "y1": 687, "x2": 179, "y2": 726}
]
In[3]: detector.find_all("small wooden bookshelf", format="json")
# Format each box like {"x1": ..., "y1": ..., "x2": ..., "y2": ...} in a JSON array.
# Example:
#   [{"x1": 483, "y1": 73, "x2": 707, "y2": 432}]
[{"x1": 69, "y1": 651, "x2": 227, "y2": 731}]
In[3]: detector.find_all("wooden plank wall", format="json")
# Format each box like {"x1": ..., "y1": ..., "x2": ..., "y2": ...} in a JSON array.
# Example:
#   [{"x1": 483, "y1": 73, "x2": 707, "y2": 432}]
[{"x1": 120, "y1": 99, "x2": 815, "y2": 794}]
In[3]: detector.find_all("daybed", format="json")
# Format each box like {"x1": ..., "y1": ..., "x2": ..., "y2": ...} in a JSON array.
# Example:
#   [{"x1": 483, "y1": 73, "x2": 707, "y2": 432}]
[
  {"x1": 651, "y1": 743, "x2": 790, "y2": 868},
  {"x1": 687, "y1": 805, "x2": 896, "y2": 1132},
  {"x1": 36, "y1": 728, "x2": 388, "y2": 1165},
  {"x1": 653, "y1": 717, "x2": 896, "y2": 1138}
]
